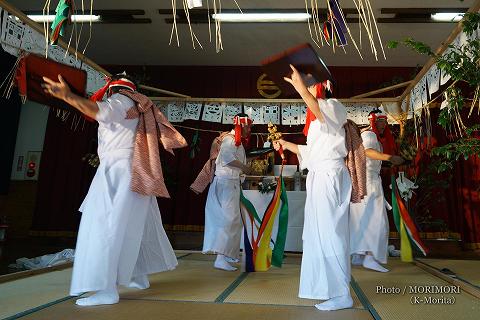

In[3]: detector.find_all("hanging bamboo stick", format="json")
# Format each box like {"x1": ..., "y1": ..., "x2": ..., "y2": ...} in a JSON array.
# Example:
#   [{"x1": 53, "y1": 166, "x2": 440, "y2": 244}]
[
  {"x1": 169, "y1": 0, "x2": 180, "y2": 47},
  {"x1": 365, "y1": 0, "x2": 386, "y2": 60},
  {"x1": 305, "y1": 0, "x2": 321, "y2": 48}
]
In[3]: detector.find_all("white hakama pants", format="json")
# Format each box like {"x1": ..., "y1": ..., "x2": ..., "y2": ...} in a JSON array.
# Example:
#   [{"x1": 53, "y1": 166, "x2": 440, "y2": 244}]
[
  {"x1": 299, "y1": 163, "x2": 352, "y2": 300},
  {"x1": 202, "y1": 176, "x2": 242, "y2": 259},
  {"x1": 350, "y1": 172, "x2": 389, "y2": 264},
  {"x1": 70, "y1": 149, "x2": 177, "y2": 296}
]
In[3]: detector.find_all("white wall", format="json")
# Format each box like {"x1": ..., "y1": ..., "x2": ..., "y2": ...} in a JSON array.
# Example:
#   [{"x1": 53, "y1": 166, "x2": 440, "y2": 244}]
[{"x1": 10, "y1": 101, "x2": 49, "y2": 180}]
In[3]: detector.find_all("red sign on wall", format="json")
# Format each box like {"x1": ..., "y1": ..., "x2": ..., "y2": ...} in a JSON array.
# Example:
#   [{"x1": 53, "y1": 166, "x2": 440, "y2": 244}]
[{"x1": 24, "y1": 151, "x2": 41, "y2": 180}]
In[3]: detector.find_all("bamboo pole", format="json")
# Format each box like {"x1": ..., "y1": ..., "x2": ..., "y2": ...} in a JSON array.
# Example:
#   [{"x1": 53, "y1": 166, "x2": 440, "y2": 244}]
[
  {"x1": 351, "y1": 81, "x2": 412, "y2": 99},
  {"x1": 139, "y1": 87, "x2": 188, "y2": 99},
  {"x1": 139, "y1": 84, "x2": 190, "y2": 98},
  {"x1": 400, "y1": 0, "x2": 480, "y2": 101},
  {"x1": 149, "y1": 96, "x2": 399, "y2": 104},
  {"x1": 0, "y1": 0, "x2": 189, "y2": 98}
]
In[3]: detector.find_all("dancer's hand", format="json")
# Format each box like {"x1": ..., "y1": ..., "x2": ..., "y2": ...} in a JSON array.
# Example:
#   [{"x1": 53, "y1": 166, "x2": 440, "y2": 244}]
[
  {"x1": 42, "y1": 75, "x2": 99, "y2": 119},
  {"x1": 389, "y1": 155, "x2": 405, "y2": 166},
  {"x1": 42, "y1": 75, "x2": 71, "y2": 101},
  {"x1": 273, "y1": 139, "x2": 286, "y2": 151},
  {"x1": 284, "y1": 64, "x2": 307, "y2": 94}
]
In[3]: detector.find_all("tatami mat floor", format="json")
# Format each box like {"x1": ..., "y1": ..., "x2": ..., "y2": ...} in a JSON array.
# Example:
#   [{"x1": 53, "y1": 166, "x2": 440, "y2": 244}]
[
  {"x1": 417, "y1": 258, "x2": 480, "y2": 288},
  {"x1": 351, "y1": 259, "x2": 480, "y2": 320},
  {"x1": 120, "y1": 259, "x2": 241, "y2": 302},
  {"x1": 224, "y1": 263, "x2": 364, "y2": 308},
  {"x1": 1, "y1": 253, "x2": 479, "y2": 320},
  {"x1": 15, "y1": 299, "x2": 373, "y2": 320},
  {"x1": 0, "y1": 269, "x2": 71, "y2": 320}
]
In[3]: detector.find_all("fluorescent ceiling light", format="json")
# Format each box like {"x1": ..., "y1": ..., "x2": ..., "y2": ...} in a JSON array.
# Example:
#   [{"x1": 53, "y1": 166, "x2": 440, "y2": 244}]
[
  {"x1": 431, "y1": 13, "x2": 463, "y2": 22},
  {"x1": 212, "y1": 13, "x2": 311, "y2": 22},
  {"x1": 27, "y1": 15, "x2": 101, "y2": 23}
]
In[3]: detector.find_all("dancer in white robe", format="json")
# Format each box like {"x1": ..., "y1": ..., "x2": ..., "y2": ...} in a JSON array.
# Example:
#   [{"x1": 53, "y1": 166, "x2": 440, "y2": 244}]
[
  {"x1": 42, "y1": 73, "x2": 183, "y2": 306},
  {"x1": 274, "y1": 65, "x2": 353, "y2": 311},
  {"x1": 350, "y1": 112, "x2": 404, "y2": 272},
  {"x1": 202, "y1": 114, "x2": 253, "y2": 271}
]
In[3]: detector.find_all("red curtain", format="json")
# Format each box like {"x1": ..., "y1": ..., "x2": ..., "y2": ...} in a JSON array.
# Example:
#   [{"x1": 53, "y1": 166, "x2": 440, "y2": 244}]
[
  {"x1": 426, "y1": 109, "x2": 480, "y2": 248},
  {"x1": 381, "y1": 108, "x2": 480, "y2": 247},
  {"x1": 31, "y1": 111, "x2": 97, "y2": 234}
]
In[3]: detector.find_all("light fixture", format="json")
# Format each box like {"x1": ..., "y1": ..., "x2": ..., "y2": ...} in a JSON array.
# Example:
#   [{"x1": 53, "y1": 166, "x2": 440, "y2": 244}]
[
  {"x1": 27, "y1": 14, "x2": 101, "y2": 23},
  {"x1": 212, "y1": 12, "x2": 311, "y2": 23},
  {"x1": 431, "y1": 13, "x2": 463, "y2": 22}
]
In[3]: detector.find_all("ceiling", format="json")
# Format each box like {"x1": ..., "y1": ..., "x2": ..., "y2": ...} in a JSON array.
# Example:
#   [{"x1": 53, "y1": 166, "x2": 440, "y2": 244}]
[{"x1": 6, "y1": 0, "x2": 476, "y2": 67}]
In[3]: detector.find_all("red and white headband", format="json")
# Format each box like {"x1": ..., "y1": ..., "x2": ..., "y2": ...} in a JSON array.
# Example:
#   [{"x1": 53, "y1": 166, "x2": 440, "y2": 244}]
[
  {"x1": 233, "y1": 115, "x2": 253, "y2": 126},
  {"x1": 90, "y1": 77, "x2": 137, "y2": 102},
  {"x1": 368, "y1": 111, "x2": 387, "y2": 121}
]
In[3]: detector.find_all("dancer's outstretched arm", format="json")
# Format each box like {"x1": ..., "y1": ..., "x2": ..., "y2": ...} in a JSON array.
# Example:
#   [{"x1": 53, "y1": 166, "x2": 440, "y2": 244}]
[
  {"x1": 365, "y1": 148, "x2": 404, "y2": 165},
  {"x1": 42, "y1": 75, "x2": 99, "y2": 119}
]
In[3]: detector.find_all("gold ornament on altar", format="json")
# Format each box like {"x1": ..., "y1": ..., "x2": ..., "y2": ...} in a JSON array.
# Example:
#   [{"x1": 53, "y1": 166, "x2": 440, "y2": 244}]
[{"x1": 251, "y1": 159, "x2": 269, "y2": 175}]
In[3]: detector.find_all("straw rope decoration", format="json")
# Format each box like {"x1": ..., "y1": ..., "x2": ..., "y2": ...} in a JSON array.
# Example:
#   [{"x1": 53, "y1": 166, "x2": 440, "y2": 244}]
[
  {"x1": 170, "y1": 0, "x2": 180, "y2": 46},
  {"x1": 213, "y1": 0, "x2": 222, "y2": 52},
  {"x1": 169, "y1": 1, "x2": 244, "y2": 52},
  {"x1": 42, "y1": 0, "x2": 51, "y2": 58},
  {"x1": 0, "y1": 54, "x2": 24, "y2": 100},
  {"x1": 304, "y1": 0, "x2": 320, "y2": 48},
  {"x1": 75, "y1": 0, "x2": 95, "y2": 56},
  {"x1": 167, "y1": 0, "x2": 385, "y2": 59},
  {"x1": 206, "y1": 0, "x2": 212, "y2": 43},
  {"x1": 183, "y1": 0, "x2": 203, "y2": 49},
  {"x1": 305, "y1": 0, "x2": 386, "y2": 60}
]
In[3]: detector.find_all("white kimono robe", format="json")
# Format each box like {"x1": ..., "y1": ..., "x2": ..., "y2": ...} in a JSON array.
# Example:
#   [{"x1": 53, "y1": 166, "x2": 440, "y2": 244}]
[
  {"x1": 349, "y1": 131, "x2": 389, "y2": 263},
  {"x1": 70, "y1": 93, "x2": 177, "y2": 296},
  {"x1": 297, "y1": 99, "x2": 352, "y2": 300},
  {"x1": 202, "y1": 131, "x2": 245, "y2": 259}
]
